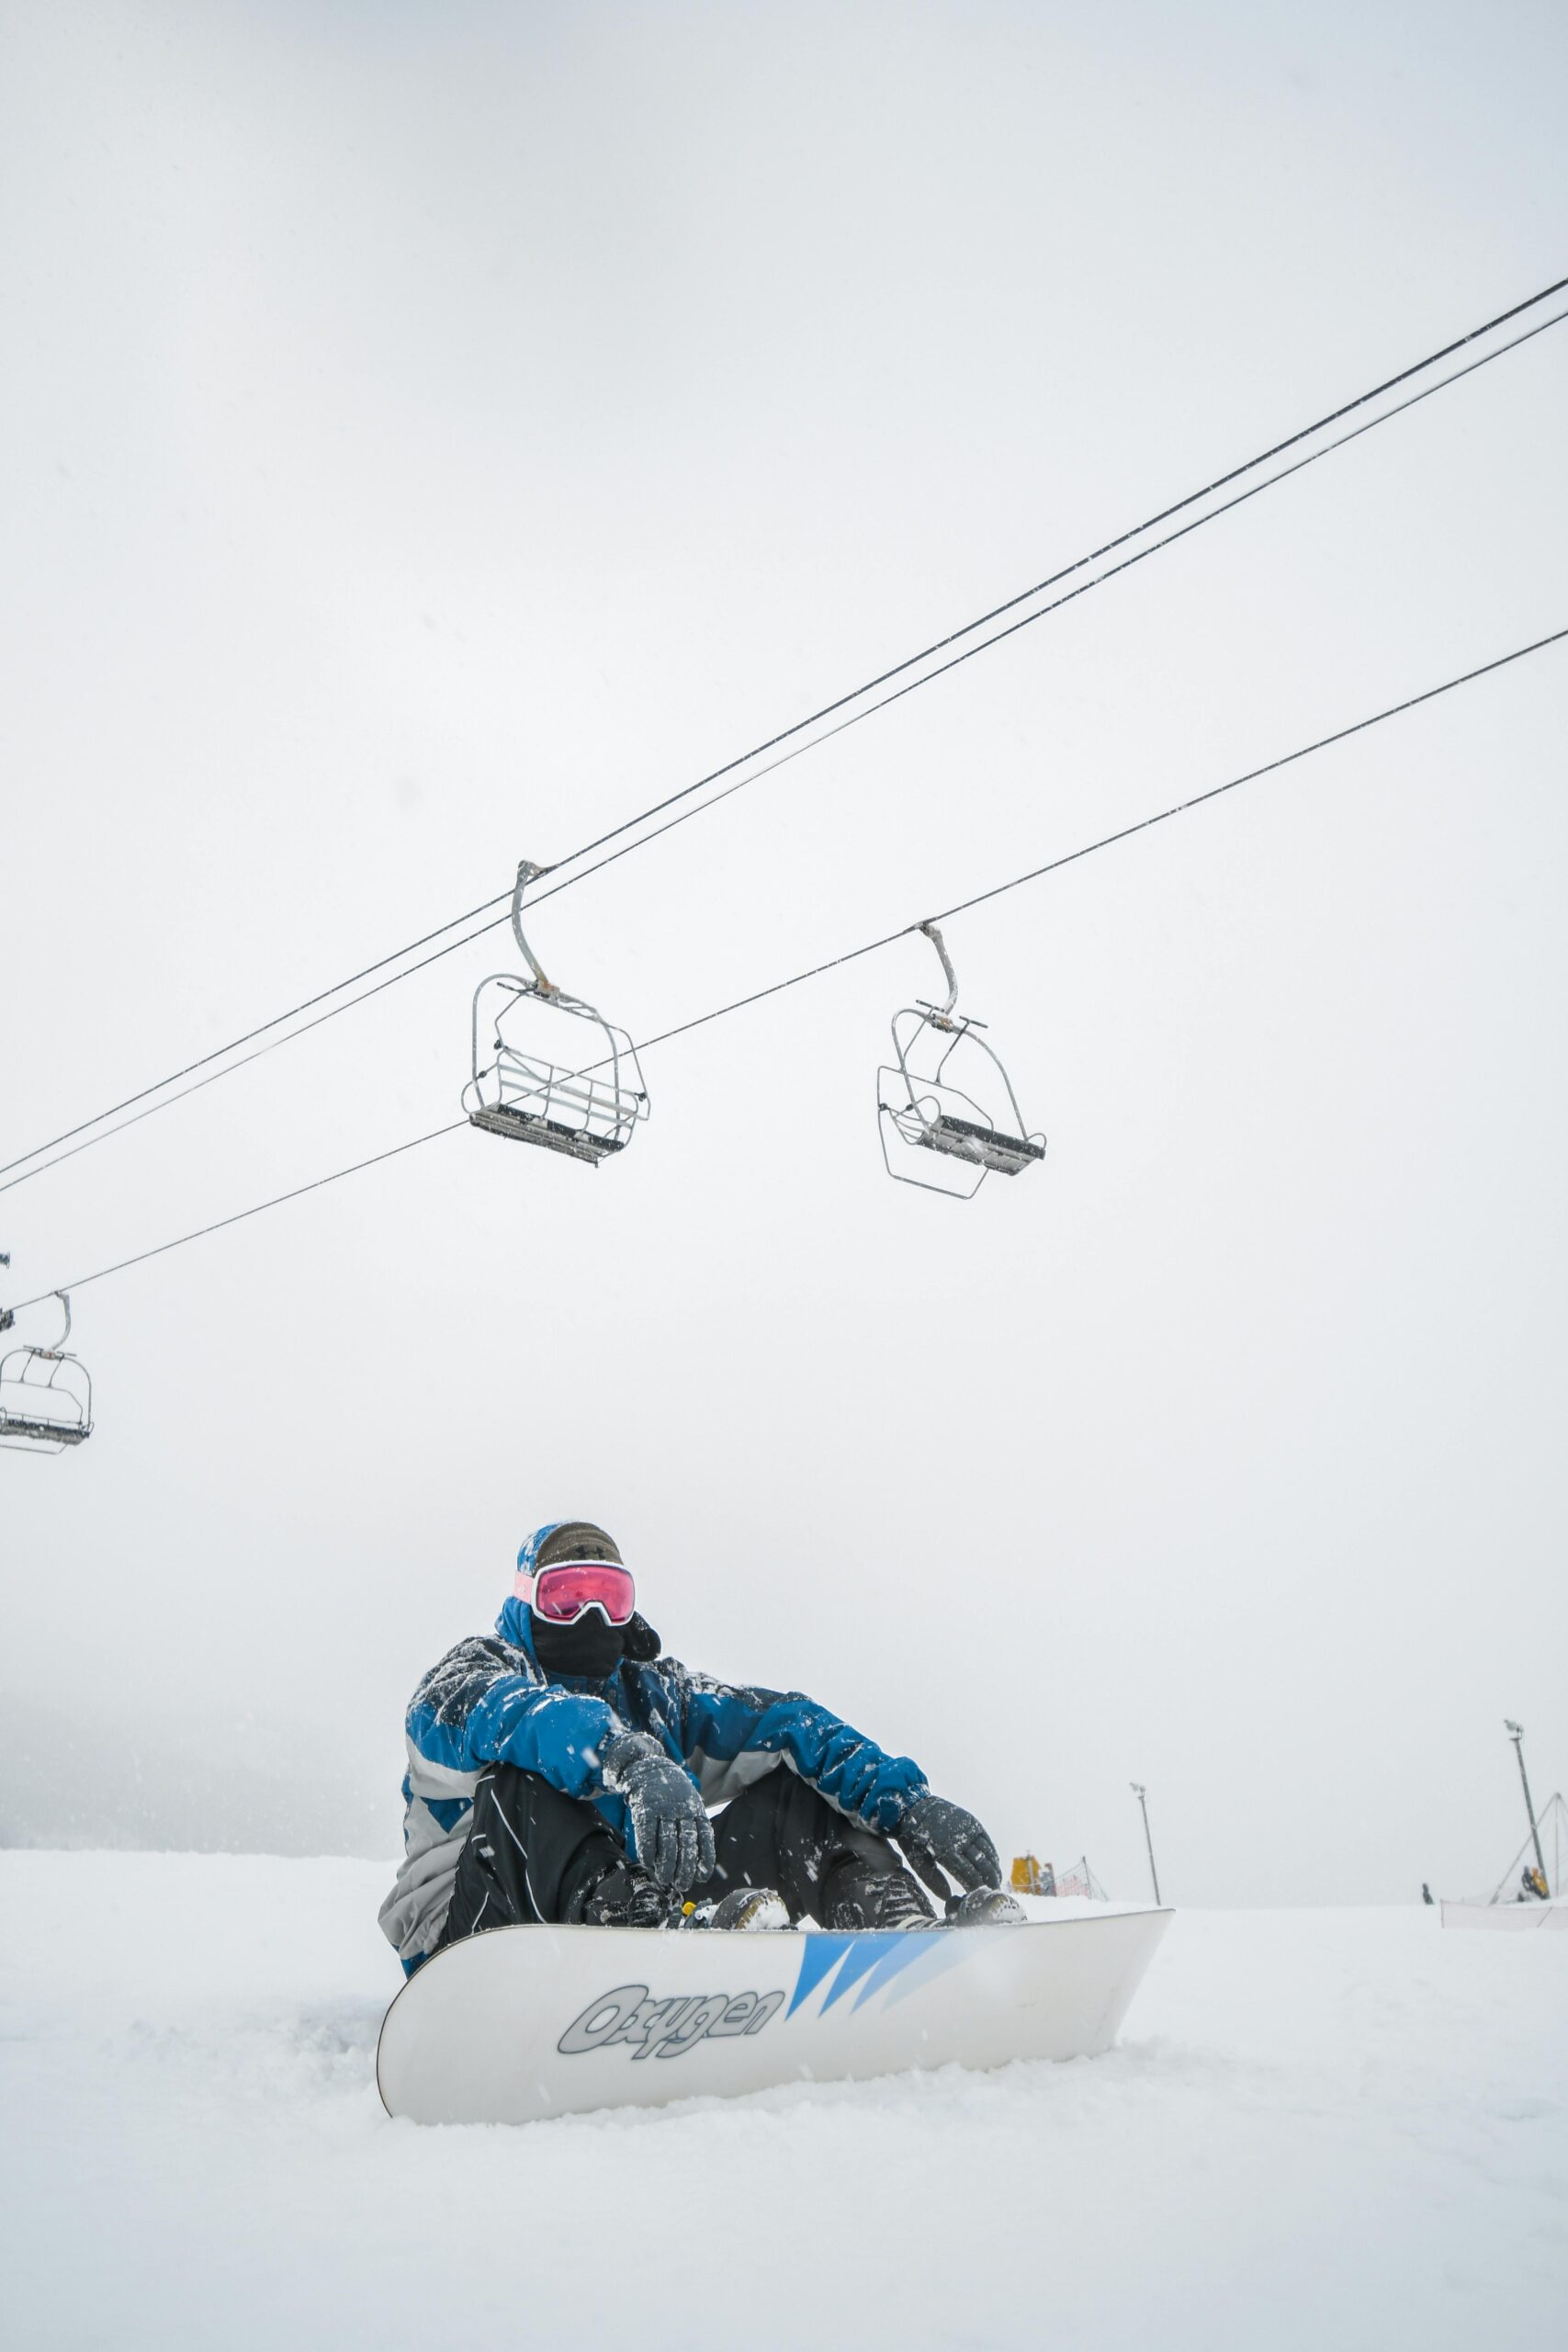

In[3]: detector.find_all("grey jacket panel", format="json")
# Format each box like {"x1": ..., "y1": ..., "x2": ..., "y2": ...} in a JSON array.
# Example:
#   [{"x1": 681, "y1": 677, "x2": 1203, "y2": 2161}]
[{"x1": 377, "y1": 1740, "x2": 482, "y2": 1966}]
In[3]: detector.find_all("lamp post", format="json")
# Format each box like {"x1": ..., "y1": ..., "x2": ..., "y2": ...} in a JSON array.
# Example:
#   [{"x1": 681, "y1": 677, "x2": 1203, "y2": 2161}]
[
  {"x1": 1130, "y1": 1781, "x2": 1162, "y2": 1905},
  {"x1": 1506, "y1": 1720, "x2": 1549, "y2": 1886}
]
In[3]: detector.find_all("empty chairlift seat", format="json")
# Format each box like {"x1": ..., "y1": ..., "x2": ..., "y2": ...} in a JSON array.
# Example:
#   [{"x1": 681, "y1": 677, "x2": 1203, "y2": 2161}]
[
  {"x1": 0, "y1": 1291, "x2": 94, "y2": 1453},
  {"x1": 877, "y1": 922, "x2": 1045, "y2": 1201},
  {"x1": 463, "y1": 859, "x2": 649, "y2": 1166}
]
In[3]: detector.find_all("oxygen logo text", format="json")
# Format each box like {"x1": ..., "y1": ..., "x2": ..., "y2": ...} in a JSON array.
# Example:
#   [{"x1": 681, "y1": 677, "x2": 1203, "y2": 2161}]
[{"x1": 558, "y1": 1982, "x2": 785, "y2": 2062}]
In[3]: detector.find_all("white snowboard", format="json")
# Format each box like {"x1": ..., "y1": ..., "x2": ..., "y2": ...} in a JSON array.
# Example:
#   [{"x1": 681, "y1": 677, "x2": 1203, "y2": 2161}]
[{"x1": 377, "y1": 1903, "x2": 1171, "y2": 2125}]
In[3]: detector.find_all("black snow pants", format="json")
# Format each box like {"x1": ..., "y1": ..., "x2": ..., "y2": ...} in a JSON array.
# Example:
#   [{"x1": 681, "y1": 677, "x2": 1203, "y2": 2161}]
[{"x1": 437, "y1": 1761, "x2": 900, "y2": 1949}]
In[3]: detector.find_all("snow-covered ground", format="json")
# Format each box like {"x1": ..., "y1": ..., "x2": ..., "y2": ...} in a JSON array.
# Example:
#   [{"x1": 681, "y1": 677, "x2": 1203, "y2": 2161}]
[{"x1": 4, "y1": 1853, "x2": 1564, "y2": 2349}]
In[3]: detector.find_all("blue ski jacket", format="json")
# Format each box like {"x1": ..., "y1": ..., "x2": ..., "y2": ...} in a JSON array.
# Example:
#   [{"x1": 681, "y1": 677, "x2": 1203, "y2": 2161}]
[{"x1": 378, "y1": 1546, "x2": 929, "y2": 1970}]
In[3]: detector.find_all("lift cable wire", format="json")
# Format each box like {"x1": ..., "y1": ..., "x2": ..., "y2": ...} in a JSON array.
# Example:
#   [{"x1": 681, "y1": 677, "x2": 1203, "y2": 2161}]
[
  {"x1": 541, "y1": 275, "x2": 1568, "y2": 876},
  {"x1": 9, "y1": 620, "x2": 1562, "y2": 1317},
  {"x1": 624, "y1": 623, "x2": 1568, "y2": 1061},
  {"x1": 3, "y1": 276, "x2": 1564, "y2": 1200},
  {"x1": 520, "y1": 299, "x2": 1568, "y2": 920}
]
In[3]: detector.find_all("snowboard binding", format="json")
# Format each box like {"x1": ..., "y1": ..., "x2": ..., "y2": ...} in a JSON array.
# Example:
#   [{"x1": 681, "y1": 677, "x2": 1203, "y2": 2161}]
[{"x1": 679, "y1": 1887, "x2": 791, "y2": 1932}]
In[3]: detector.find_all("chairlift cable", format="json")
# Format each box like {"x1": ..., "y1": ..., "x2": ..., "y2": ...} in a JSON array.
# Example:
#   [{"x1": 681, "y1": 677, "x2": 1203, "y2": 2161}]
[
  {"x1": 521, "y1": 300, "x2": 1568, "y2": 913},
  {"x1": 7, "y1": 1121, "x2": 470, "y2": 1309},
  {"x1": 9, "y1": 621, "x2": 1562, "y2": 1315},
  {"x1": 0, "y1": 890, "x2": 514, "y2": 1193},
  {"x1": 3, "y1": 277, "x2": 1564, "y2": 1197},
  {"x1": 624, "y1": 623, "x2": 1568, "y2": 1060},
  {"x1": 546, "y1": 278, "x2": 1568, "y2": 875}
]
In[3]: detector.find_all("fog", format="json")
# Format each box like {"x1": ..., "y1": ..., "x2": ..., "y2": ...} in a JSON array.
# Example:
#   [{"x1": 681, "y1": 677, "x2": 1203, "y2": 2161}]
[{"x1": 2, "y1": 1, "x2": 1564, "y2": 1905}]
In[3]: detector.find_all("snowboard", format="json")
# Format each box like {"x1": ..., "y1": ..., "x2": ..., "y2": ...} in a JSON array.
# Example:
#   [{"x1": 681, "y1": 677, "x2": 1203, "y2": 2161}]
[{"x1": 377, "y1": 1902, "x2": 1170, "y2": 2125}]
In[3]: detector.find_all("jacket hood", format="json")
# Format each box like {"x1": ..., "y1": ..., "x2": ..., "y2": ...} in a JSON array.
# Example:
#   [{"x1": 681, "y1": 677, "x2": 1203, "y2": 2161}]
[
  {"x1": 500, "y1": 1519, "x2": 585, "y2": 1657},
  {"x1": 495, "y1": 1592, "x2": 541, "y2": 1661},
  {"x1": 514, "y1": 1520, "x2": 568, "y2": 1582}
]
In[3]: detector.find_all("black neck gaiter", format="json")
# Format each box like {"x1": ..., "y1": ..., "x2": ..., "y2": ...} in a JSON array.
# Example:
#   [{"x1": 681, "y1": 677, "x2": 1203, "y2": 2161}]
[{"x1": 530, "y1": 1610, "x2": 627, "y2": 1681}]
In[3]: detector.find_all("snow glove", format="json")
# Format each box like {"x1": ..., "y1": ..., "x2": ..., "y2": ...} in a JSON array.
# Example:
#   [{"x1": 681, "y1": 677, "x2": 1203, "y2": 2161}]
[
  {"x1": 602, "y1": 1731, "x2": 716, "y2": 1893},
  {"x1": 897, "y1": 1792, "x2": 1002, "y2": 1899}
]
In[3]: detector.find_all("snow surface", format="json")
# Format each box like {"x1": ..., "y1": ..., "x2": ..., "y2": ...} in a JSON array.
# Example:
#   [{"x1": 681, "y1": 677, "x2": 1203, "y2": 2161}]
[{"x1": 4, "y1": 1852, "x2": 1565, "y2": 2350}]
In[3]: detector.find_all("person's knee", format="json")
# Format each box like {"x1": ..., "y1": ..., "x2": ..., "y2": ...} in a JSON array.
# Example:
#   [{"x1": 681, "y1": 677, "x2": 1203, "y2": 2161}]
[
  {"x1": 832, "y1": 1814, "x2": 899, "y2": 1864},
  {"x1": 772, "y1": 1771, "x2": 887, "y2": 1863},
  {"x1": 478, "y1": 1763, "x2": 592, "y2": 1834},
  {"x1": 477, "y1": 1761, "x2": 547, "y2": 1804},
  {"x1": 709, "y1": 1766, "x2": 898, "y2": 1918},
  {"x1": 457, "y1": 1766, "x2": 620, "y2": 1929}
]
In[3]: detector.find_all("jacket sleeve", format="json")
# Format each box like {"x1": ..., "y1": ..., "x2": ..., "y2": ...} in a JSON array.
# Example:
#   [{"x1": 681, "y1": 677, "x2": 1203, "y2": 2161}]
[
  {"x1": 667, "y1": 1665, "x2": 929, "y2": 1832},
  {"x1": 408, "y1": 1643, "x2": 627, "y2": 1813}
]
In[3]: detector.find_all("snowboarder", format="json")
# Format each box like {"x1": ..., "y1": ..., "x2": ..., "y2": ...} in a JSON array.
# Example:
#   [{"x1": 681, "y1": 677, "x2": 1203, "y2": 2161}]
[{"x1": 379, "y1": 1519, "x2": 1022, "y2": 1974}]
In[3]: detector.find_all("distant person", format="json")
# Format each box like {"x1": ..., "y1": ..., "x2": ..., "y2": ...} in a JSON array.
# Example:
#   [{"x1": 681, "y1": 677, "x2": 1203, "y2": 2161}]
[
  {"x1": 378, "y1": 1519, "x2": 1022, "y2": 1974},
  {"x1": 1421, "y1": 1883, "x2": 1434, "y2": 1905}
]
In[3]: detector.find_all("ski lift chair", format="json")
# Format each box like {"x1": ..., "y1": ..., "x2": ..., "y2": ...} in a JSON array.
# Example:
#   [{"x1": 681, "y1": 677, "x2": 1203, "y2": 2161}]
[
  {"x1": 464, "y1": 860, "x2": 649, "y2": 1166},
  {"x1": 877, "y1": 922, "x2": 1045, "y2": 1201},
  {"x1": 0, "y1": 1292, "x2": 94, "y2": 1453}
]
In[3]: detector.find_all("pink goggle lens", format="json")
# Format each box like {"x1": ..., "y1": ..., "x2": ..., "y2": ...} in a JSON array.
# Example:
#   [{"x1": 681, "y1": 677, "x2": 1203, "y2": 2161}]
[{"x1": 527, "y1": 1560, "x2": 637, "y2": 1626}]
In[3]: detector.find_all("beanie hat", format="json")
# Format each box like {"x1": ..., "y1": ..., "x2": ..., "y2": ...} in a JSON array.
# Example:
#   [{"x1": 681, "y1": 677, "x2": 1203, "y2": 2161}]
[{"x1": 515, "y1": 1520, "x2": 622, "y2": 1583}]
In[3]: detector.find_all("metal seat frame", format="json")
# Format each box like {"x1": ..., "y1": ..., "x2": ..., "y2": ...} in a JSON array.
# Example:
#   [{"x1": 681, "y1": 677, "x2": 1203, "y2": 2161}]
[
  {"x1": 0, "y1": 1290, "x2": 94, "y2": 1453},
  {"x1": 463, "y1": 860, "x2": 649, "y2": 1166},
  {"x1": 877, "y1": 922, "x2": 1045, "y2": 1200}
]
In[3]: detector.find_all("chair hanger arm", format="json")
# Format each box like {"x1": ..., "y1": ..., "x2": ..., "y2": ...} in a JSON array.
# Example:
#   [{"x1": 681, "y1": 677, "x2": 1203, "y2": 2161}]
[
  {"x1": 919, "y1": 921, "x2": 959, "y2": 1025},
  {"x1": 511, "y1": 861, "x2": 559, "y2": 997}
]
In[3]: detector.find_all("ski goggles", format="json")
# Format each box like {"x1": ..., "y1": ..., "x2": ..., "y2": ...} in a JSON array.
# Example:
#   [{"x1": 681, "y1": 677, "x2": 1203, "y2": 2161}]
[{"x1": 514, "y1": 1558, "x2": 637, "y2": 1626}]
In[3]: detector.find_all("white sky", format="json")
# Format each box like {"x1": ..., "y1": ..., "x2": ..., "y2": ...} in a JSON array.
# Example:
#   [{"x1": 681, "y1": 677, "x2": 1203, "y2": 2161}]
[{"x1": 2, "y1": 0, "x2": 1564, "y2": 1903}]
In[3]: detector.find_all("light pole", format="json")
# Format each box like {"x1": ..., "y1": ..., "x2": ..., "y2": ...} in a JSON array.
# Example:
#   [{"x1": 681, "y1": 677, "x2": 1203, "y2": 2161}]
[
  {"x1": 1131, "y1": 1781, "x2": 1162, "y2": 1905},
  {"x1": 1506, "y1": 1720, "x2": 1549, "y2": 1887}
]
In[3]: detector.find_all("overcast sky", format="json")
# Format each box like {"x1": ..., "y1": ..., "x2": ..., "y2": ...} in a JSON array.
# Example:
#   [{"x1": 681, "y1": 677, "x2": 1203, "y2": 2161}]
[{"x1": 2, "y1": 0, "x2": 1564, "y2": 1905}]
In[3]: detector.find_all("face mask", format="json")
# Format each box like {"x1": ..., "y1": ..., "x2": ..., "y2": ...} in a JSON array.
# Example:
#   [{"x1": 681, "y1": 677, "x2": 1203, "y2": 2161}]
[{"x1": 530, "y1": 1608, "x2": 626, "y2": 1681}]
